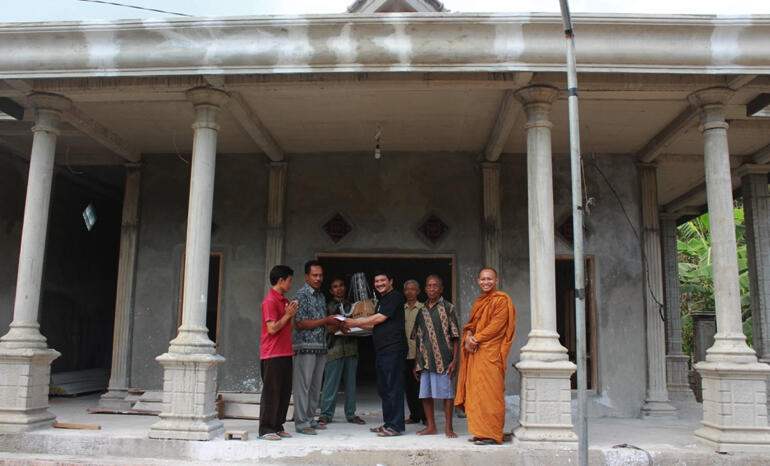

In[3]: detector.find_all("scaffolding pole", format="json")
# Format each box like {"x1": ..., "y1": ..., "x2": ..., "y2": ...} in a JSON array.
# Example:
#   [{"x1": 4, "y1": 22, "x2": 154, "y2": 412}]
[{"x1": 558, "y1": 1, "x2": 588, "y2": 465}]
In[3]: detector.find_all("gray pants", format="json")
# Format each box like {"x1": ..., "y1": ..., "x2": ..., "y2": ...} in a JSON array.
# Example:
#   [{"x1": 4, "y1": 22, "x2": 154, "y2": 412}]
[{"x1": 292, "y1": 352, "x2": 326, "y2": 430}]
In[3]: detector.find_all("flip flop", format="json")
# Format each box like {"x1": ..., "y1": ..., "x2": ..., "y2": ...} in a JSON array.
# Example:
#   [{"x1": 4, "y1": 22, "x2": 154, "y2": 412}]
[
  {"x1": 297, "y1": 427, "x2": 317, "y2": 435},
  {"x1": 474, "y1": 438, "x2": 498, "y2": 446},
  {"x1": 311, "y1": 422, "x2": 327, "y2": 430},
  {"x1": 347, "y1": 416, "x2": 366, "y2": 425},
  {"x1": 369, "y1": 424, "x2": 385, "y2": 433},
  {"x1": 467, "y1": 436, "x2": 480, "y2": 443},
  {"x1": 259, "y1": 433, "x2": 281, "y2": 441},
  {"x1": 377, "y1": 427, "x2": 402, "y2": 437},
  {"x1": 277, "y1": 431, "x2": 292, "y2": 438}
]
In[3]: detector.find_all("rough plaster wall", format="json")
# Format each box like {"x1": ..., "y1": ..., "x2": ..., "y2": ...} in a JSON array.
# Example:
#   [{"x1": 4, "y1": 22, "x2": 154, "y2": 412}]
[
  {"x1": 283, "y1": 151, "x2": 484, "y2": 334},
  {"x1": 130, "y1": 154, "x2": 267, "y2": 390},
  {"x1": 501, "y1": 153, "x2": 646, "y2": 417},
  {"x1": 0, "y1": 156, "x2": 25, "y2": 333}
]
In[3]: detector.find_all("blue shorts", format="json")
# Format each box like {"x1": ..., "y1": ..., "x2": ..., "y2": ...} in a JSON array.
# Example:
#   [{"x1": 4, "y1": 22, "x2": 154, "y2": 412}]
[{"x1": 418, "y1": 371, "x2": 454, "y2": 399}]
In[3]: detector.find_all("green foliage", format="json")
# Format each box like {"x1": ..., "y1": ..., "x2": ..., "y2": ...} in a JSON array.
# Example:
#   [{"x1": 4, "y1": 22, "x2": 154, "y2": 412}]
[{"x1": 677, "y1": 207, "x2": 752, "y2": 357}]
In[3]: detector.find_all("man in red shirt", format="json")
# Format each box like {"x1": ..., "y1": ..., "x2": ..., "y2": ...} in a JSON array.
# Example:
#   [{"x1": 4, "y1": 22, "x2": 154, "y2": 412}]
[{"x1": 259, "y1": 265, "x2": 298, "y2": 440}]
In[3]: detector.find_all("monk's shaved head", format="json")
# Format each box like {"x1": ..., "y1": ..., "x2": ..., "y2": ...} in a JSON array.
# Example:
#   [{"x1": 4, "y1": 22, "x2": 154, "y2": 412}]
[{"x1": 479, "y1": 267, "x2": 498, "y2": 278}]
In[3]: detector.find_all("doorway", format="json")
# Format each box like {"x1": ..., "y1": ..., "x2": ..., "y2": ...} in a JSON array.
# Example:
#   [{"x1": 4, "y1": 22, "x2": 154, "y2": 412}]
[
  {"x1": 316, "y1": 253, "x2": 455, "y2": 383},
  {"x1": 555, "y1": 256, "x2": 597, "y2": 391}
]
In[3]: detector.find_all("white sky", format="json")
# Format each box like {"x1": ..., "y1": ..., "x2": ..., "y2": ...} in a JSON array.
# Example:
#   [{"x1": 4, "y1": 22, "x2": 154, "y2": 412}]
[{"x1": 3, "y1": 0, "x2": 769, "y2": 22}]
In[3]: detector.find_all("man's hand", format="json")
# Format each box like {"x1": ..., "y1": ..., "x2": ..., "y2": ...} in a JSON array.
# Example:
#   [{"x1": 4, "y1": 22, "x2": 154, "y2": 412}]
[
  {"x1": 464, "y1": 333, "x2": 478, "y2": 353},
  {"x1": 326, "y1": 314, "x2": 343, "y2": 325},
  {"x1": 447, "y1": 360, "x2": 457, "y2": 379},
  {"x1": 413, "y1": 368, "x2": 420, "y2": 381},
  {"x1": 285, "y1": 300, "x2": 298, "y2": 318}
]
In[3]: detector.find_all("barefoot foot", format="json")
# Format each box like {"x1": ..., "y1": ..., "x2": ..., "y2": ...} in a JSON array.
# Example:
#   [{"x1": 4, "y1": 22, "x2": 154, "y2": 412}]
[
  {"x1": 445, "y1": 430, "x2": 458, "y2": 438},
  {"x1": 417, "y1": 427, "x2": 438, "y2": 435}
]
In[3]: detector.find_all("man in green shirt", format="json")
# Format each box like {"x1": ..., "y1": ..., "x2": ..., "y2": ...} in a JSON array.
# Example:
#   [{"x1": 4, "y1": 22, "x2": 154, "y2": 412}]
[{"x1": 317, "y1": 277, "x2": 366, "y2": 425}]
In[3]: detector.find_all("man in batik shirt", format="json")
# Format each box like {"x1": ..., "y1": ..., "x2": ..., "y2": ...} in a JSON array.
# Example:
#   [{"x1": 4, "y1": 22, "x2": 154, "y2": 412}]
[{"x1": 412, "y1": 274, "x2": 460, "y2": 438}]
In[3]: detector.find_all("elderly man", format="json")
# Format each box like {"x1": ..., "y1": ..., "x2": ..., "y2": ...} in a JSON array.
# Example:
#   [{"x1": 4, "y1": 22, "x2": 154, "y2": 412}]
[
  {"x1": 317, "y1": 277, "x2": 365, "y2": 426},
  {"x1": 455, "y1": 267, "x2": 516, "y2": 445},
  {"x1": 292, "y1": 260, "x2": 342, "y2": 435},
  {"x1": 403, "y1": 279, "x2": 426, "y2": 425},
  {"x1": 412, "y1": 275, "x2": 460, "y2": 438},
  {"x1": 344, "y1": 270, "x2": 406, "y2": 437}
]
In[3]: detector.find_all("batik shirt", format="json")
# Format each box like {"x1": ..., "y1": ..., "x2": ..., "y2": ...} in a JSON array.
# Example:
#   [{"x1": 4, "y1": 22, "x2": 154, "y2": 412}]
[
  {"x1": 412, "y1": 297, "x2": 460, "y2": 374},
  {"x1": 292, "y1": 282, "x2": 328, "y2": 354},
  {"x1": 326, "y1": 299, "x2": 358, "y2": 362}
]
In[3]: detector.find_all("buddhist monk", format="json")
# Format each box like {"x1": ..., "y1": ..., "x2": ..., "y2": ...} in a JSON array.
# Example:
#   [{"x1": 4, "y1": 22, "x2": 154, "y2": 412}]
[{"x1": 455, "y1": 267, "x2": 516, "y2": 446}]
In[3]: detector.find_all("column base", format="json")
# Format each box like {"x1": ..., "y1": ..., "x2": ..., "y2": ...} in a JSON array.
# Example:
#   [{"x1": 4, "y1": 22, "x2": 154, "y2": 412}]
[
  {"x1": 694, "y1": 360, "x2": 770, "y2": 452},
  {"x1": 514, "y1": 359, "x2": 577, "y2": 448},
  {"x1": 98, "y1": 388, "x2": 133, "y2": 411},
  {"x1": 667, "y1": 354, "x2": 695, "y2": 401},
  {"x1": 641, "y1": 398, "x2": 677, "y2": 418},
  {"x1": 0, "y1": 345, "x2": 60, "y2": 432},
  {"x1": 149, "y1": 352, "x2": 225, "y2": 441}
]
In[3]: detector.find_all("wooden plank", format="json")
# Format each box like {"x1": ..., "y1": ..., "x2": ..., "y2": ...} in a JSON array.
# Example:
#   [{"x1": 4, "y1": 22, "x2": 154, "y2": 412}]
[
  {"x1": 53, "y1": 422, "x2": 101, "y2": 430},
  {"x1": 225, "y1": 430, "x2": 248, "y2": 441},
  {"x1": 219, "y1": 392, "x2": 262, "y2": 404}
]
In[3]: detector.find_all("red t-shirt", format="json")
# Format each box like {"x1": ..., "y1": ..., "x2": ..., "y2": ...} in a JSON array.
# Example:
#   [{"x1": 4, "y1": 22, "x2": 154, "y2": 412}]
[{"x1": 260, "y1": 288, "x2": 293, "y2": 359}]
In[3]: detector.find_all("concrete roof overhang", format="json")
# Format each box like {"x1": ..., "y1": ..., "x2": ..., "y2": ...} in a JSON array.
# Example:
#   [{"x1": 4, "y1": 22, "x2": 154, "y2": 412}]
[{"x1": 0, "y1": 13, "x2": 768, "y2": 216}]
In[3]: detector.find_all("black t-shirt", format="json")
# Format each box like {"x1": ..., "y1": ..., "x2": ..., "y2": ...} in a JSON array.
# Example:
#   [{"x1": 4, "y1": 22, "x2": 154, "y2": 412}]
[{"x1": 372, "y1": 289, "x2": 407, "y2": 354}]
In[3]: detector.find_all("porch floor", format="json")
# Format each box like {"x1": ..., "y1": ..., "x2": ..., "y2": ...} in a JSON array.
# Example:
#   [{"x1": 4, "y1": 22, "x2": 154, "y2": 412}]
[{"x1": 0, "y1": 386, "x2": 766, "y2": 465}]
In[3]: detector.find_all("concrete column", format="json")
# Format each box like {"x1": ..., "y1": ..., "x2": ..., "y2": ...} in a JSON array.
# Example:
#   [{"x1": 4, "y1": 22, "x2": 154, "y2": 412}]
[
  {"x1": 264, "y1": 161, "x2": 287, "y2": 291},
  {"x1": 481, "y1": 161, "x2": 502, "y2": 275},
  {"x1": 0, "y1": 92, "x2": 69, "y2": 431},
  {"x1": 99, "y1": 163, "x2": 142, "y2": 411},
  {"x1": 660, "y1": 213, "x2": 693, "y2": 400},
  {"x1": 639, "y1": 165, "x2": 676, "y2": 416},
  {"x1": 738, "y1": 165, "x2": 770, "y2": 408},
  {"x1": 689, "y1": 87, "x2": 770, "y2": 452},
  {"x1": 150, "y1": 87, "x2": 229, "y2": 441},
  {"x1": 513, "y1": 86, "x2": 577, "y2": 448},
  {"x1": 739, "y1": 166, "x2": 770, "y2": 362}
]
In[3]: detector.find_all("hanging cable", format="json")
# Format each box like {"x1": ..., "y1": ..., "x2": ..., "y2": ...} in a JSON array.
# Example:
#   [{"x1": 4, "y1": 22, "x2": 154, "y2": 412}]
[{"x1": 75, "y1": 0, "x2": 192, "y2": 17}]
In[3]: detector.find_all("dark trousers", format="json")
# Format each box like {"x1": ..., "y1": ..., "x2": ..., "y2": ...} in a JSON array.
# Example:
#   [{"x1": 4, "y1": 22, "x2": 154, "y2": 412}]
[
  {"x1": 259, "y1": 356, "x2": 293, "y2": 436},
  {"x1": 376, "y1": 350, "x2": 406, "y2": 432},
  {"x1": 404, "y1": 358, "x2": 424, "y2": 422}
]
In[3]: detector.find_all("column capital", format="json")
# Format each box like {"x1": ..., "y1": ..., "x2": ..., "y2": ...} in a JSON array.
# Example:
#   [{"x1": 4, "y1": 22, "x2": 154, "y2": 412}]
[
  {"x1": 515, "y1": 85, "x2": 559, "y2": 106},
  {"x1": 28, "y1": 92, "x2": 72, "y2": 135},
  {"x1": 480, "y1": 160, "x2": 501, "y2": 171},
  {"x1": 735, "y1": 163, "x2": 770, "y2": 178},
  {"x1": 687, "y1": 87, "x2": 734, "y2": 108},
  {"x1": 268, "y1": 160, "x2": 287, "y2": 169},
  {"x1": 185, "y1": 87, "x2": 230, "y2": 108}
]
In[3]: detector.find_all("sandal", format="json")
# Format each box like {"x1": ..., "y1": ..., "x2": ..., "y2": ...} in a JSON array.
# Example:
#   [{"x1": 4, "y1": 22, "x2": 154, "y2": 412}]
[
  {"x1": 467, "y1": 436, "x2": 480, "y2": 443},
  {"x1": 259, "y1": 433, "x2": 281, "y2": 441},
  {"x1": 347, "y1": 416, "x2": 366, "y2": 425},
  {"x1": 377, "y1": 427, "x2": 402, "y2": 437},
  {"x1": 317, "y1": 416, "x2": 331, "y2": 425},
  {"x1": 311, "y1": 422, "x2": 327, "y2": 430},
  {"x1": 369, "y1": 424, "x2": 386, "y2": 433},
  {"x1": 474, "y1": 438, "x2": 498, "y2": 446},
  {"x1": 297, "y1": 427, "x2": 317, "y2": 435},
  {"x1": 277, "y1": 431, "x2": 292, "y2": 438}
]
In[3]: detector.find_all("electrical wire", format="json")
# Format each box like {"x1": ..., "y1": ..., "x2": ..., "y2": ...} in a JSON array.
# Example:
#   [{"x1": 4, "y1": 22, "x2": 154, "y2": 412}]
[
  {"x1": 75, "y1": 0, "x2": 192, "y2": 17},
  {"x1": 589, "y1": 157, "x2": 666, "y2": 322}
]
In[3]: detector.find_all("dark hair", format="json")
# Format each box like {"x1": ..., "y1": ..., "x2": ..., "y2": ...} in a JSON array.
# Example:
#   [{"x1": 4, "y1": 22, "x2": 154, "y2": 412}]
[
  {"x1": 304, "y1": 260, "x2": 323, "y2": 275},
  {"x1": 425, "y1": 274, "x2": 443, "y2": 286},
  {"x1": 328, "y1": 276, "x2": 345, "y2": 288},
  {"x1": 372, "y1": 270, "x2": 393, "y2": 280},
  {"x1": 269, "y1": 265, "x2": 294, "y2": 285},
  {"x1": 479, "y1": 267, "x2": 498, "y2": 278}
]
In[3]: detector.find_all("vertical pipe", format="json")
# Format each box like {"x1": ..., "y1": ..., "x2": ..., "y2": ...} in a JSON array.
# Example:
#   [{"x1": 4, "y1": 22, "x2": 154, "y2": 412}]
[{"x1": 558, "y1": 1, "x2": 588, "y2": 465}]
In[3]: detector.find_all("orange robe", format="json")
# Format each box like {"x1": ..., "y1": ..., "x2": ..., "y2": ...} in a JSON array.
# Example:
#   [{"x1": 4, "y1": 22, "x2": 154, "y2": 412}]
[{"x1": 455, "y1": 290, "x2": 516, "y2": 444}]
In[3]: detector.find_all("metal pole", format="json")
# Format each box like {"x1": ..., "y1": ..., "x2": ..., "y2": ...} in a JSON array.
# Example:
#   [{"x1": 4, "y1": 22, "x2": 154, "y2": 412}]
[{"x1": 558, "y1": 1, "x2": 588, "y2": 465}]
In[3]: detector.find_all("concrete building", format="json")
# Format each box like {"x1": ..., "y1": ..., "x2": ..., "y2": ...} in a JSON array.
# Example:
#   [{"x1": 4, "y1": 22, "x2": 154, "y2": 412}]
[{"x1": 0, "y1": 0, "x2": 769, "y2": 453}]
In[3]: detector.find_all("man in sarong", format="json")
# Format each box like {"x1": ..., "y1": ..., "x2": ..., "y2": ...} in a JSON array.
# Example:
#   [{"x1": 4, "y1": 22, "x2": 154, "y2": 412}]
[{"x1": 455, "y1": 267, "x2": 516, "y2": 445}]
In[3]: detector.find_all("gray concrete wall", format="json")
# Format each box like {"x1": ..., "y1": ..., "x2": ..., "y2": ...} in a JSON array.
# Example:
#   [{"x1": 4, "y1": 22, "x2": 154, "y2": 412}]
[
  {"x1": 500, "y1": 152, "x2": 645, "y2": 418},
  {"x1": 130, "y1": 154, "x2": 268, "y2": 390},
  {"x1": 129, "y1": 150, "x2": 646, "y2": 417}
]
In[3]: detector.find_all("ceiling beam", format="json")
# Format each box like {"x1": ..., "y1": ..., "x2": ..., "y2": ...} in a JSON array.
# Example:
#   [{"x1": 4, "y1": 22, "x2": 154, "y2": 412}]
[
  {"x1": 483, "y1": 72, "x2": 533, "y2": 162},
  {"x1": 753, "y1": 143, "x2": 770, "y2": 165},
  {"x1": 62, "y1": 105, "x2": 141, "y2": 163},
  {"x1": 637, "y1": 75, "x2": 758, "y2": 164},
  {"x1": 227, "y1": 92, "x2": 284, "y2": 162}
]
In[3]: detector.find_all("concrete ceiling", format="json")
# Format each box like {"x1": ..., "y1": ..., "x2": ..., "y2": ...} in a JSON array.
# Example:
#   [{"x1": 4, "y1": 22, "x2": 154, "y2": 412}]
[{"x1": 0, "y1": 71, "x2": 768, "y2": 212}]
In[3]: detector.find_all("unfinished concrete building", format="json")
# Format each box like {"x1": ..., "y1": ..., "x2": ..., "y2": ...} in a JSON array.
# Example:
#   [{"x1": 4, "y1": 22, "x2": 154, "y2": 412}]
[{"x1": 0, "y1": 0, "x2": 769, "y2": 453}]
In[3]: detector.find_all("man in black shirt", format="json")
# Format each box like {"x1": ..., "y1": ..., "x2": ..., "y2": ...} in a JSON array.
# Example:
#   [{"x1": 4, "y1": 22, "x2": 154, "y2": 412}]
[{"x1": 343, "y1": 270, "x2": 406, "y2": 436}]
